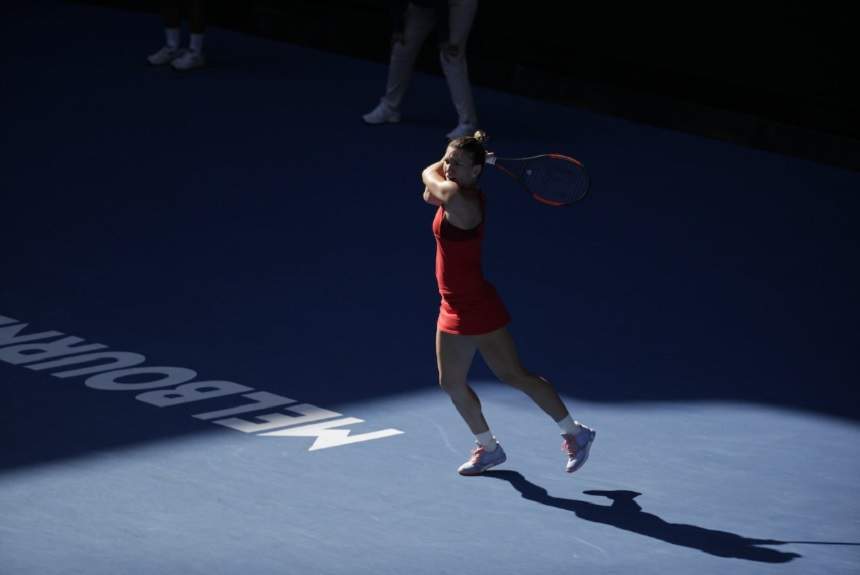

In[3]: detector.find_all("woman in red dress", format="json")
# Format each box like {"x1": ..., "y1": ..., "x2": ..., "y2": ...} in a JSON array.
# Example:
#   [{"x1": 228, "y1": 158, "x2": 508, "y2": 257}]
[{"x1": 422, "y1": 132, "x2": 596, "y2": 476}]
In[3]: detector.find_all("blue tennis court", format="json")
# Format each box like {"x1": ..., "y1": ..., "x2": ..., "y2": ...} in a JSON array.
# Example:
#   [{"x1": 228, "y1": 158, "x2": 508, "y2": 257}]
[{"x1": 2, "y1": 2, "x2": 859, "y2": 574}]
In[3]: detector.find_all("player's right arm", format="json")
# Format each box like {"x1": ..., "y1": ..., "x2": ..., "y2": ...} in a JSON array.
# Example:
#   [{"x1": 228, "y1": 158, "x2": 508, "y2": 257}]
[
  {"x1": 422, "y1": 160, "x2": 459, "y2": 205},
  {"x1": 423, "y1": 186, "x2": 444, "y2": 206}
]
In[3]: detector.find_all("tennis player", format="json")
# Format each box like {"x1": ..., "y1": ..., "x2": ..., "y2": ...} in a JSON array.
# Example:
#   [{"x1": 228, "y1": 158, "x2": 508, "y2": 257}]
[{"x1": 422, "y1": 132, "x2": 596, "y2": 476}]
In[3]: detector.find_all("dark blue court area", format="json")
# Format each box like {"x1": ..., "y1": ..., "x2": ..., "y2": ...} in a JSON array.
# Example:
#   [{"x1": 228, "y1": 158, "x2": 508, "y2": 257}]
[{"x1": 2, "y1": 2, "x2": 859, "y2": 574}]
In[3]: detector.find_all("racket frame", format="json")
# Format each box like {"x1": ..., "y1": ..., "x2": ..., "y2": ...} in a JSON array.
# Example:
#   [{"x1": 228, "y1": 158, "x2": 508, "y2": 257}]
[{"x1": 486, "y1": 152, "x2": 589, "y2": 206}]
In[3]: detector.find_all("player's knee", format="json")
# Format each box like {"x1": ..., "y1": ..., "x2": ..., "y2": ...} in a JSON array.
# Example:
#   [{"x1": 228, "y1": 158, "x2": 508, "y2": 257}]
[{"x1": 438, "y1": 376, "x2": 468, "y2": 397}]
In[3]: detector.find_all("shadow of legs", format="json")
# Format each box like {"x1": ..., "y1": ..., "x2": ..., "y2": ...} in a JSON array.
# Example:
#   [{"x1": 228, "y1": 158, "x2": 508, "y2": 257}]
[{"x1": 482, "y1": 470, "x2": 802, "y2": 563}]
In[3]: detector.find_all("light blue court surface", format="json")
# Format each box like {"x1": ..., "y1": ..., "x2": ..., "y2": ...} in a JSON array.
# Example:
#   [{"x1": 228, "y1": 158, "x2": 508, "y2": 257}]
[{"x1": 2, "y1": 2, "x2": 859, "y2": 574}]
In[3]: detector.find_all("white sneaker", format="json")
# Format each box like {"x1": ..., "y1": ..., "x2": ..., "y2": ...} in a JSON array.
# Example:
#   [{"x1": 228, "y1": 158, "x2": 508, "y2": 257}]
[
  {"x1": 362, "y1": 102, "x2": 401, "y2": 125},
  {"x1": 446, "y1": 123, "x2": 478, "y2": 140},
  {"x1": 147, "y1": 45, "x2": 183, "y2": 66},
  {"x1": 171, "y1": 50, "x2": 206, "y2": 71},
  {"x1": 562, "y1": 424, "x2": 596, "y2": 474},
  {"x1": 457, "y1": 442, "x2": 507, "y2": 476}
]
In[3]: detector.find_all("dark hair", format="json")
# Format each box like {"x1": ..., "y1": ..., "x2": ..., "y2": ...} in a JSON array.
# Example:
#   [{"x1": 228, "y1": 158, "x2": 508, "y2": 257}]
[{"x1": 448, "y1": 130, "x2": 488, "y2": 167}]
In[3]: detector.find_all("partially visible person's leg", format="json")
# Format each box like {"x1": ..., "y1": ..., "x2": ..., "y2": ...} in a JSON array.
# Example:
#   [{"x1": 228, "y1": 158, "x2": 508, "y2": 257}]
[
  {"x1": 475, "y1": 326, "x2": 596, "y2": 473},
  {"x1": 146, "y1": 0, "x2": 183, "y2": 65},
  {"x1": 436, "y1": 329, "x2": 506, "y2": 475},
  {"x1": 474, "y1": 326, "x2": 569, "y2": 421},
  {"x1": 188, "y1": 0, "x2": 206, "y2": 36},
  {"x1": 440, "y1": 0, "x2": 479, "y2": 138},
  {"x1": 382, "y1": 3, "x2": 436, "y2": 111},
  {"x1": 161, "y1": 0, "x2": 181, "y2": 32},
  {"x1": 172, "y1": 0, "x2": 207, "y2": 70},
  {"x1": 436, "y1": 328, "x2": 485, "y2": 435},
  {"x1": 364, "y1": 3, "x2": 436, "y2": 123}
]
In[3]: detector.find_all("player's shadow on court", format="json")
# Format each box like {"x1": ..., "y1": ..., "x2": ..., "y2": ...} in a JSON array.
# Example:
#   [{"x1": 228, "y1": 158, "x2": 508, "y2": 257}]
[{"x1": 483, "y1": 470, "x2": 802, "y2": 563}]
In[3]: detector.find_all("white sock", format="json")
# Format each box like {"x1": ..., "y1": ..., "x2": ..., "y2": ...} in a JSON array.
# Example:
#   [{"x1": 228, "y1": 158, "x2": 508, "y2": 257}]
[
  {"x1": 165, "y1": 28, "x2": 180, "y2": 50},
  {"x1": 190, "y1": 33, "x2": 205, "y2": 53},
  {"x1": 556, "y1": 414, "x2": 581, "y2": 436},
  {"x1": 475, "y1": 431, "x2": 498, "y2": 451}
]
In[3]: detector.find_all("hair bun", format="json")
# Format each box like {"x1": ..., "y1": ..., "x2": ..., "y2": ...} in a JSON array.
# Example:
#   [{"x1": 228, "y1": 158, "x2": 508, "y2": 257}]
[{"x1": 473, "y1": 130, "x2": 488, "y2": 144}]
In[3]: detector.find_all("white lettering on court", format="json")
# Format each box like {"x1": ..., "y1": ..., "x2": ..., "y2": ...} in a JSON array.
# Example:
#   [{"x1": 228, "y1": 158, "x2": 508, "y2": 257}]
[{"x1": 0, "y1": 313, "x2": 403, "y2": 450}]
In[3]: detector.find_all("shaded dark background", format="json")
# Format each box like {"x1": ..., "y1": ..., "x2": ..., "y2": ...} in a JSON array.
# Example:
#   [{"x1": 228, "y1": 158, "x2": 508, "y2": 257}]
[{"x1": 73, "y1": 0, "x2": 860, "y2": 171}]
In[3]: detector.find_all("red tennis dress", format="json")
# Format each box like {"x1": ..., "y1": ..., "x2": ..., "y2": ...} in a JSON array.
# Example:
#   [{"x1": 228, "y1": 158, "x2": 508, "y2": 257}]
[{"x1": 433, "y1": 191, "x2": 511, "y2": 335}]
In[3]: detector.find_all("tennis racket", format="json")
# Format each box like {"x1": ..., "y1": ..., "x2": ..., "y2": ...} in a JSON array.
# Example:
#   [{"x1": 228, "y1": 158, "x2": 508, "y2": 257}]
[{"x1": 485, "y1": 152, "x2": 590, "y2": 207}]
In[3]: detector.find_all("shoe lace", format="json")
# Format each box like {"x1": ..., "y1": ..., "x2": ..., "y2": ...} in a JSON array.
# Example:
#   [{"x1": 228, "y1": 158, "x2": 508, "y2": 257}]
[
  {"x1": 562, "y1": 436, "x2": 579, "y2": 458},
  {"x1": 469, "y1": 445, "x2": 486, "y2": 463}
]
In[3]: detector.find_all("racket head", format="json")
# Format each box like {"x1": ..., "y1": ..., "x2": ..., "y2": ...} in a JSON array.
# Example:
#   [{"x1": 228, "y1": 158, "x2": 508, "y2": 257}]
[{"x1": 490, "y1": 153, "x2": 590, "y2": 206}]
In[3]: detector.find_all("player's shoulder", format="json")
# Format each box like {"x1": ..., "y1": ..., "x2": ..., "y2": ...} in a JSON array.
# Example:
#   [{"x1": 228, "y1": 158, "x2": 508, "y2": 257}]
[
  {"x1": 448, "y1": 186, "x2": 479, "y2": 207},
  {"x1": 445, "y1": 187, "x2": 482, "y2": 227}
]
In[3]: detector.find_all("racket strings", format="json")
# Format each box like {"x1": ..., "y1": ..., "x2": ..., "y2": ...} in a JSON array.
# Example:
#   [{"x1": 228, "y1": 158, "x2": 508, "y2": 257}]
[{"x1": 522, "y1": 157, "x2": 589, "y2": 204}]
